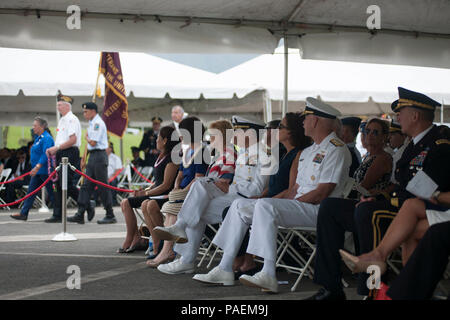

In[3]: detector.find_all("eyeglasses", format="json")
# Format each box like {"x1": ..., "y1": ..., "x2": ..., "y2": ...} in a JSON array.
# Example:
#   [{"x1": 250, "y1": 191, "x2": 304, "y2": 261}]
[
  {"x1": 277, "y1": 123, "x2": 288, "y2": 130},
  {"x1": 365, "y1": 128, "x2": 379, "y2": 136}
]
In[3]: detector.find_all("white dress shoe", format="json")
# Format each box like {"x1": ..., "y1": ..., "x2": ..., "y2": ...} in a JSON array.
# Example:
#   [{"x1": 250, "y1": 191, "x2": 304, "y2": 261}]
[
  {"x1": 239, "y1": 271, "x2": 278, "y2": 293},
  {"x1": 157, "y1": 258, "x2": 195, "y2": 275},
  {"x1": 153, "y1": 225, "x2": 188, "y2": 243},
  {"x1": 193, "y1": 267, "x2": 235, "y2": 286}
]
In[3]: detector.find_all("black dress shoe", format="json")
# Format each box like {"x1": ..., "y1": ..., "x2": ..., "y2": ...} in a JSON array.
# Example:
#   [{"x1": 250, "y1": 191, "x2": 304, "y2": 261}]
[
  {"x1": 67, "y1": 214, "x2": 85, "y2": 224},
  {"x1": 10, "y1": 214, "x2": 27, "y2": 221},
  {"x1": 305, "y1": 288, "x2": 346, "y2": 300},
  {"x1": 87, "y1": 206, "x2": 95, "y2": 222},
  {"x1": 97, "y1": 216, "x2": 117, "y2": 224},
  {"x1": 45, "y1": 216, "x2": 62, "y2": 223},
  {"x1": 234, "y1": 266, "x2": 262, "y2": 280}
]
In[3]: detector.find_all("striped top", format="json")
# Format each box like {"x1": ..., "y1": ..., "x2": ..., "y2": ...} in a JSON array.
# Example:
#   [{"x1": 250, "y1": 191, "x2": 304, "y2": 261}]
[{"x1": 206, "y1": 146, "x2": 238, "y2": 180}]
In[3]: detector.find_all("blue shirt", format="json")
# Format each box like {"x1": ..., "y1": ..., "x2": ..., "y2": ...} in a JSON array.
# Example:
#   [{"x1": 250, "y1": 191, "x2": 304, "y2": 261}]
[
  {"x1": 87, "y1": 114, "x2": 108, "y2": 150},
  {"x1": 179, "y1": 148, "x2": 208, "y2": 189},
  {"x1": 31, "y1": 130, "x2": 55, "y2": 175}
]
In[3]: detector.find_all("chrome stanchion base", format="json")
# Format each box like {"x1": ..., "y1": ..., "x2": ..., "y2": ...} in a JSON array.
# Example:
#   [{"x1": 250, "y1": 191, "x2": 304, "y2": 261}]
[{"x1": 52, "y1": 232, "x2": 77, "y2": 242}]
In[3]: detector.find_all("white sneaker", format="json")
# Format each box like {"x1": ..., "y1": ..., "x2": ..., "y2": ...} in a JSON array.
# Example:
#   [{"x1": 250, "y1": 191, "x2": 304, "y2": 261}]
[
  {"x1": 239, "y1": 271, "x2": 279, "y2": 293},
  {"x1": 153, "y1": 225, "x2": 188, "y2": 243},
  {"x1": 193, "y1": 267, "x2": 235, "y2": 286},
  {"x1": 157, "y1": 258, "x2": 195, "y2": 275}
]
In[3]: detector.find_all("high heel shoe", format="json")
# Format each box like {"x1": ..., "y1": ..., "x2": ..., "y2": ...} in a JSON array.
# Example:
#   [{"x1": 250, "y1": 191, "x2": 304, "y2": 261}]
[
  {"x1": 126, "y1": 239, "x2": 149, "y2": 253},
  {"x1": 339, "y1": 249, "x2": 387, "y2": 274},
  {"x1": 117, "y1": 247, "x2": 129, "y2": 253}
]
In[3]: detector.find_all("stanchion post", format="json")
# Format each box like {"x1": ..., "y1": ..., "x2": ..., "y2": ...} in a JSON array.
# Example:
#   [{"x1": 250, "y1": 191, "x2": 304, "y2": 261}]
[
  {"x1": 38, "y1": 186, "x2": 49, "y2": 213},
  {"x1": 52, "y1": 157, "x2": 77, "y2": 242}
]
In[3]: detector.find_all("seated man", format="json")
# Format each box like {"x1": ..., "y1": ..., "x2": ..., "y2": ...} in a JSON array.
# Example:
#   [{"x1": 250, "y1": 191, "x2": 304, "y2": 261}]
[
  {"x1": 130, "y1": 146, "x2": 145, "y2": 169},
  {"x1": 308, "y1": 87, "x2": 450, "y2": 300},
  {"x1": 193, "y1": 98, "x2": 351, "y2": 293},
  {"x1": 153, "y1": 116, "x2": 270, "y2": 275},
  {"x1": 4, "y1": 150, "x2": 31, "y2": 205},
  {"x1": 340, "y1": 116, "x2": 362, "y2": 178}
]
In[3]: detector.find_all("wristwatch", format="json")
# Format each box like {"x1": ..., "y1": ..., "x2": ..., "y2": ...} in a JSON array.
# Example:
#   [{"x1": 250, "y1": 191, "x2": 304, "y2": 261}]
[{"x1": 432, "y1": 190, "x2": 441, "y2": 202}]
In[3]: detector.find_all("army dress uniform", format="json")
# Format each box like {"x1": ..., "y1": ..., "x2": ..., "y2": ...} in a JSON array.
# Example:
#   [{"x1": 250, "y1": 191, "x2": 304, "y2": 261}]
[
  {"x1": 213, "y1": 98, "x2": 351, "y2": 269},
  {"x1": 139, "y1": 116, "x2": 162, "y2": 167},
  {"x1": 69, "y1": 103, "x2": 116, "y2": 224},
  {"x1": 168, "y1": 117, "x2": 270, "y2": 266},
  {"x1": 351, "y1": 87, "x2": 450, "y2": 295}
]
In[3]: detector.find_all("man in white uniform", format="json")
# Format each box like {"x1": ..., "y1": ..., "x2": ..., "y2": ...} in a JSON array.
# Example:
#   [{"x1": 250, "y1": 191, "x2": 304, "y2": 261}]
[
  {"x1": 45, "y1": 94, "x2": 82, "y2": 223},
  {"x1": 193, "y1": 98, "x2": 351, "y2": 292},
  {"x1": 154, "y1": 116, "x2": 270, "y2": 275}
]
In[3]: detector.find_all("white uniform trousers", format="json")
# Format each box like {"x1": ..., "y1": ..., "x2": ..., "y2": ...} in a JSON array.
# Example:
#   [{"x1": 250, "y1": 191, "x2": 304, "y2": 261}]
[
  {"x1": 174, "y1": 179, "x2": 240, "y2": 264},
  {"x1": 213, "y1": 198, "x2": 319, "y2": 263}
]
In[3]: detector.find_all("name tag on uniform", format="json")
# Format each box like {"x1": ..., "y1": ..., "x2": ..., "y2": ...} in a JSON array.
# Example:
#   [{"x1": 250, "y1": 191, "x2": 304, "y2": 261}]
[{"x1": 313, "y1": 153, "x2": 325, "y2": 164}]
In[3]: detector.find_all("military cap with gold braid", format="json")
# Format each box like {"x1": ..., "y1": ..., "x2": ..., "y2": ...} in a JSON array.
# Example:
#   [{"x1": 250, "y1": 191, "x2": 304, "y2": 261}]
[
  {"x1": 151, "y1": 116, "x2": 163, "y2": 123},
  {"x1": 57, "y1": 93, "x2": 74, "y2": 104},
  {"x1": 392, "y1": 87, "x2": 441, "y2": 113},
  {"x1": 389, "y1": 120, "x2": 402, "y2": 133},
  {"x1": 302, "y1": 97, "x2": 341, "y2": 119},
  {"x1": 231, "y1": 115, "x2": 266, "y2": 130}
]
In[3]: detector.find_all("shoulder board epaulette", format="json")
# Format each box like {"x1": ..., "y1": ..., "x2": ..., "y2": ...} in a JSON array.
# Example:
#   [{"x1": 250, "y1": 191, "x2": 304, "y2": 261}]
[
  {"x1": 330, "y1": 139, "x2": 344, "y2": 147},
  {"x1": 436, "y1": 139, "x2": 450, "y2": 145}
]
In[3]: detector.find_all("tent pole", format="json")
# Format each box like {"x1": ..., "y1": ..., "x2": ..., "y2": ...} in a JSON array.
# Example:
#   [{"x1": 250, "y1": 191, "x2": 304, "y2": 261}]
[
  {"x1": 264, "y1": 90, "x2": 272, "y2": 123},
  {"x1": 120, "y1": 138, "x2": 124, "y2": 163},
  {"x1": 441, "y1": 100, "x2": 444, "y2": 124},
  {"x1": 283, "y1": 34, "x2": 288, "y2": 118}
]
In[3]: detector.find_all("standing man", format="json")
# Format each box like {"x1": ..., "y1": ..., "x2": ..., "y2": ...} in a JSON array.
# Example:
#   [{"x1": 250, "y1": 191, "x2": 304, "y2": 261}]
[
  {"x1": 171, "y1": 105, "x2": 185, "y2": 133},
  {"x1": 67, "y1": 102, "x2": 116, "y2": 224},
  {"x1": 45, "y1": 94, "x2": 82, "y2": 223},
  {"x1": 139, "y1": 116, "x2": 162, "y2": 167}
]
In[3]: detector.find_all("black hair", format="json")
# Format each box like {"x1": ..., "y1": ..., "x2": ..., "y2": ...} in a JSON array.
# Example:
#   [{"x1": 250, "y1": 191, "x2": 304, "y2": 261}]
[
  {"x1": 159, "y1": 125, "x2": 180, "y2": 155},
  {"x1": 285, "y1": 112, "x2": 313, "y2": 150},
  {"x1": 178, "y1": 116, "x2": 205, "y2": 144}
]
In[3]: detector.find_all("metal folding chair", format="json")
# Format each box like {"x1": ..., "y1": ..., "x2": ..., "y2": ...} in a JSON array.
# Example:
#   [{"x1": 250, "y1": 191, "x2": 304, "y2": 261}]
[
  {"x1": 275, "y1": 177, "x2": 356, "y2": 292},
  {"x1": 0, "y1": 168, "x2": 12, "y2": 209}
]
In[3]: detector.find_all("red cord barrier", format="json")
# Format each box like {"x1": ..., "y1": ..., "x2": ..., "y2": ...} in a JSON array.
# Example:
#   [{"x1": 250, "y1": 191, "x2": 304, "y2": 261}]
[
  {"x1": 0, "y1": 170, "x2": 57, "y2": 208},
  {"x1": 108, "y1": 167, "x2": 124, "y2": 183},
  {"x1": 73, "y1": 168, "x2": 134, "y2": 193},
  {"x1": 131, "y1": 165, "x2": 154, "y2": 184},
  {"x1": 0, "y1": 171, "x2": 32, "y2": 185}
]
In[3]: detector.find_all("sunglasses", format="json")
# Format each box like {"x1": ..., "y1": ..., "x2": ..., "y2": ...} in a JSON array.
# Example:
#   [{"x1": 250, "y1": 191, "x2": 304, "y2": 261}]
[
  {"x1": 277, "y1": 123, "x2": 288, "y2": 130},
  {"x1": 365, "y1": 128, "x2": 380, "y2": 136}
]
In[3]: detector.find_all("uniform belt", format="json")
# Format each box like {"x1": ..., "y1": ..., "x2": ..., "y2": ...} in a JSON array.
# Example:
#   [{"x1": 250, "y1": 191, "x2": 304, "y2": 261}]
[{"x1": 89, "y1": 149, "x2": 106, "y2": 153}]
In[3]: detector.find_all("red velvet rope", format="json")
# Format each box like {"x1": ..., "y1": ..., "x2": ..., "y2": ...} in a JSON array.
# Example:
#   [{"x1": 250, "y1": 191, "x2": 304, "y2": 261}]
[
  {"x1": 73, "y1": 168, "x2": 134, "y2": 193},
  {"x1": 131, "y1": 165, "x2": 154, "y2": 184},
  {"x1": 0, "y1": 170, "x2": 57, "y2": 208},
  {"x1": 0, "y1": 170, "x2": 32, "y2": 184},
  {"x1": 108, "y1": 167, "x2": 124, "y2": 183}
]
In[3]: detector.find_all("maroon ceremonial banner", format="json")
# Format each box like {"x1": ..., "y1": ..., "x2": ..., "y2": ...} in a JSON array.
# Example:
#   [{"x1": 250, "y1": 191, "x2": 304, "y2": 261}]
[{"x1": 99, "y1": 52, "x2": 128, "y2": 137}]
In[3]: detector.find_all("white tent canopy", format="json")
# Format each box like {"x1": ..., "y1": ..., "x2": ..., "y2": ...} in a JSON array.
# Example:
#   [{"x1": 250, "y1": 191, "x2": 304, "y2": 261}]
[
  {"x1": 218, "y1": 48, "x2": 450, "y2": 104},
  {"x1": 1, "y1": 46, "x2": 449, "y2": 127},
  {"x1": 1, "y1": 1, "x2": 449, "y2": 68}
]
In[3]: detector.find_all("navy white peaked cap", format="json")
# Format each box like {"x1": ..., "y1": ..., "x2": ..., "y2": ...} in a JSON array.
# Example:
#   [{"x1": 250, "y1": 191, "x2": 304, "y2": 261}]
[{"x1": 303, "y1": 97, "x2": 341, "y2": 119}]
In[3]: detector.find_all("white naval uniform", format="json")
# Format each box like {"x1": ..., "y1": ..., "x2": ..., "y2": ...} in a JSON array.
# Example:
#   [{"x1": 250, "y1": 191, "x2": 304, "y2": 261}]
[
  {"x1": 213, "y1": 131, "x2": 351, "y2": 263},
  {"x1": 174, "y1": 143, "x2": 270, "y2": 264}
]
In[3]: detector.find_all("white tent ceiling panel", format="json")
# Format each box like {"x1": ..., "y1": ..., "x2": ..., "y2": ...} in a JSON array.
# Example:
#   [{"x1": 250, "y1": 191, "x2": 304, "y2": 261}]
[
  {"x1": 0, "y1": 14, "x2": 278, "y2": 54},
  {"x1": 298, "y1": 33, "x2": 450, "y2": 69}
]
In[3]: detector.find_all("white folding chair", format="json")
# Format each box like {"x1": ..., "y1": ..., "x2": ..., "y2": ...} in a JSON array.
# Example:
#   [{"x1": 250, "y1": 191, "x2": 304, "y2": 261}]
[
  {"x1": 0, "y1": 168, "x2": 12, "y2": 209},
  {"x1": 197, "y1": 223, "x2": 222, "y2": 268}
]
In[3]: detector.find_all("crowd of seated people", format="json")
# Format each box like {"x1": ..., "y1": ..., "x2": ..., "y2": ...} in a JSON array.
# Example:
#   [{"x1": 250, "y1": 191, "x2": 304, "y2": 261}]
[{"x1": 115, "y1": 87, "x2": 450, "y2": 300}]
